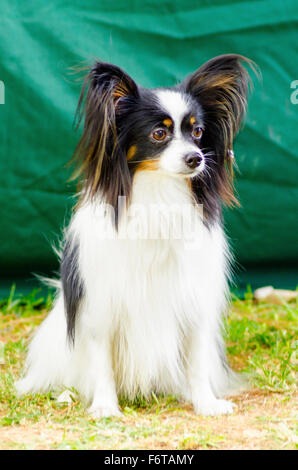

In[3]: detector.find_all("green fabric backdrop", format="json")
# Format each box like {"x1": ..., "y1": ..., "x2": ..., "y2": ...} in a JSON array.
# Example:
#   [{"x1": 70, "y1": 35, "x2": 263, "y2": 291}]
[{"x1": 0, "y1": 0, "x2": 297, "y2": 295}]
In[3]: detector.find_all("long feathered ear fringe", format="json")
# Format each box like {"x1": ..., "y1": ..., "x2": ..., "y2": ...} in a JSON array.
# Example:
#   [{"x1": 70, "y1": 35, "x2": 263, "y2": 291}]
[
  {"x1": 71, "y1": 61, "x2": 139, "y2": 226},
  {"x1": 184, "y1": 54, "x2": 257, "y2": 213}
]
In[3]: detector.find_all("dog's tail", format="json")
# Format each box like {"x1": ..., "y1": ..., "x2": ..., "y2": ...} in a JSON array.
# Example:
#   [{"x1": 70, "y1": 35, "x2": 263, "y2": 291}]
[{"x1": 15, "y1": 293, "x2": 71, "y2": 396}]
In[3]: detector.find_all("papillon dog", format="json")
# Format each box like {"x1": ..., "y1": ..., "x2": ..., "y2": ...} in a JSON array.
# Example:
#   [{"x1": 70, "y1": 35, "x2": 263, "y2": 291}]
[{"x1": 16, "y1": 54, "x2": 253, "y2": 417}]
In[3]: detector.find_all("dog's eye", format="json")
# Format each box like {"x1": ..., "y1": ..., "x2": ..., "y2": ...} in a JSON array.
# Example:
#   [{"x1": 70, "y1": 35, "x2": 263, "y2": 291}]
[
  {"x1": 152, "y1": 128, "x2": 168, "y2": 142},
  {"x1": 192, "y1": 126, "x2": 203, "y2": 140}
]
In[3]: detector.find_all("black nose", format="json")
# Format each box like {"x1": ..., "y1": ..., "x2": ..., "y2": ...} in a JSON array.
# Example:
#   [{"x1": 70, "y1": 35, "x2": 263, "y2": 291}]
[{"x1": 184, "y1": 152, "x2": 202, "y2": 170}]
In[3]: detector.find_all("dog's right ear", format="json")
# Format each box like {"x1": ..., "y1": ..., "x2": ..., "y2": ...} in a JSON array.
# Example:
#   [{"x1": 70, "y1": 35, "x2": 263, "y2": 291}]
[
  {"x1": 79, "y1": 61, "x2": 139, "y2": 112},
  {"x1": 72, "y1": 61, "x2": 139, "y2": 223}
]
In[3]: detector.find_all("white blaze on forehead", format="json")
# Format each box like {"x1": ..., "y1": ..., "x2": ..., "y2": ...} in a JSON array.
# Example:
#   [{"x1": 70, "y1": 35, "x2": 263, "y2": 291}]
[
  {"x1": 153, "y1": 90, "x2": 204, "y2": 176},
  {"x1": 155, "y1": 90, "x2": 190, "y2": 135}
]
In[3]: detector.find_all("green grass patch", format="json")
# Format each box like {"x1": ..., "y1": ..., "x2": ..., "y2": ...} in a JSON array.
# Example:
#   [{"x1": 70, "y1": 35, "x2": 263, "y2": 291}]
[{"x1": 227, "y1": 292, "x2": 297, "y2": 393}]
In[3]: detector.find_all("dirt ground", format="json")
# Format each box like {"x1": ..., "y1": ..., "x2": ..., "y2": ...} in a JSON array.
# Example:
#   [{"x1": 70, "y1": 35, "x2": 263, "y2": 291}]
[{"x1": 0, "y1": 389, "x2": 297, "y2": 450}]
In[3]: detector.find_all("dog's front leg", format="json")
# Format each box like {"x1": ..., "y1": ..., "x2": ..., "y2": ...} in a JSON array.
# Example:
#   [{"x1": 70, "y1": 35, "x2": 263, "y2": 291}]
[
  {"x1": 187, "y1": 324, "x2": 235, "y2": 416},
  {"x1": 77, "y1": 331, "x2": 121, "y2": 418}
]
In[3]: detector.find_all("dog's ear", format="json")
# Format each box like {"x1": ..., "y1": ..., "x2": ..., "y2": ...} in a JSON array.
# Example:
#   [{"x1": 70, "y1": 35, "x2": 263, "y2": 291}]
[
  {"x1": 184, "y1": 54, "x2": 252, "y2": 158},
  {"x1": 72, "y1": 61, "x2": 139, "y2": 225},
  {"x1": 183, "y1": 54, "x2": 254, "y2": 207}
]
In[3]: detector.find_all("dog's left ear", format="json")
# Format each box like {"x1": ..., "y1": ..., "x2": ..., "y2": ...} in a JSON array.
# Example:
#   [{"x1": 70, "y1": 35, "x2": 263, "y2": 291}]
[
  {"x1": 183, "y1": 54, "x2": 253, "y2": 158},
  {"x1": 72, "y1": 61, "x2": 139, "y2": 226},
  {"x1": 183, "y1": 54, "x2": 254, "y2": 208},
  {"x1": 183, "y1": 54, "x2": 253, "y2": 159}
]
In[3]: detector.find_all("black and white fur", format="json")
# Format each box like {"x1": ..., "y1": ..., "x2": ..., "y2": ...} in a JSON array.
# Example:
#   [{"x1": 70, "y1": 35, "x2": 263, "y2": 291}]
[{"x1": 16, "y1": 55, "x2": 252, "y2": 417}]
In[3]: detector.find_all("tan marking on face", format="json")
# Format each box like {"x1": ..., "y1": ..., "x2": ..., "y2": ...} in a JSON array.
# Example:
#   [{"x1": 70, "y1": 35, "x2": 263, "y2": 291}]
[
  {"x1": 127, "y1": 145, "x2": 137, "y2": 160},
  {"x1": 163, "y1": 118, "x2": 173, "y2": 128},
  {"x1": 136, "y1": 160, "x2": 159, "y2": 172},
  {"x1": 190, "y1": 116, "x2": 196, "y2": 125}
]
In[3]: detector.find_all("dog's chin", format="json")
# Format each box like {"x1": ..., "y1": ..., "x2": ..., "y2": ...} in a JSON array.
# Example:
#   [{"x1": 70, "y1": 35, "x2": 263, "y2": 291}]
[
  {"x1": 181, "y1": 169, "x2": 203, "y2": 179},
  {"x1": 165, "y1": 161, "x2": 206, "y2": 179},
  {"x1": 174, "y1": 165, "x2": 205, "y2": 179},
  {"x1": 155, "y1": 168, "x2": 204, "y2": 180}
]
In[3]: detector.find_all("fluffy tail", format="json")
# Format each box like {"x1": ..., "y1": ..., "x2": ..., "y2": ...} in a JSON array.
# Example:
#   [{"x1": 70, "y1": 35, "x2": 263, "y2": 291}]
[{"x1": 15, "y1": 293, "x2": 71, "y2": 396}]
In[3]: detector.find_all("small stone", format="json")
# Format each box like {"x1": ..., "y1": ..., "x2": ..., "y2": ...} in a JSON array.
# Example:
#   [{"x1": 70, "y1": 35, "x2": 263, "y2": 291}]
[{"x1": 254, "y1": 286, "x2": 297, "y2": 305}]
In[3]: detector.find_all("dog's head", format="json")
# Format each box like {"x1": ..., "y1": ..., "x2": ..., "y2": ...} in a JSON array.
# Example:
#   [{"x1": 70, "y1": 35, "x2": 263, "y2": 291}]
[{"x1": 73, "y1": 55, "x2": 254, "y2": 223}]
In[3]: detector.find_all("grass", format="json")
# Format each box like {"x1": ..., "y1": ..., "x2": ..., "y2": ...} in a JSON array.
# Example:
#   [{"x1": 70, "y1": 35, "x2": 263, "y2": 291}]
[{"x1": 0, "y1": 285, "x2": 297, "y2": 450}]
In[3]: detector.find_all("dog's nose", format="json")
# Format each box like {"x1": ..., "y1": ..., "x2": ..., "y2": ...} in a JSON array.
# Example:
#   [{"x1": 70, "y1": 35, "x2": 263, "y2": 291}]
[{"x1": 184, "y1": 152, "x2": 202, "y2": 170}]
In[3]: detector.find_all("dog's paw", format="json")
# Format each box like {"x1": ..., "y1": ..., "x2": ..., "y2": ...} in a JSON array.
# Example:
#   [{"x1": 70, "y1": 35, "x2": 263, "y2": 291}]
[
  {"x1": 15, "y1": 378, "x2": 32, "y2": 397},
  {"x1": 194, "y1": 398, "x2": 235, "y2": 416},
  {"x1": 88, "y1": 404, "x2": 122, "y2": 419}
]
